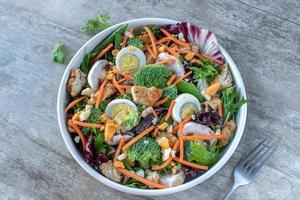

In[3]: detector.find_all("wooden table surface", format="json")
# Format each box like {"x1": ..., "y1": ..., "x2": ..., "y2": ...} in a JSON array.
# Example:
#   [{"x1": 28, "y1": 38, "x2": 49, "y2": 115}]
[{"x1": 1, "y1": 0, "x2": 299, "y2": 199}]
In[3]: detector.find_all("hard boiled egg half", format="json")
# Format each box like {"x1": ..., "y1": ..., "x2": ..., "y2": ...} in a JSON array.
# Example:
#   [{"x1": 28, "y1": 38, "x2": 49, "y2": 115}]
[
  {"x1": 116, "y1": 46, "x2": 146, "y2": 74},
  {"x1": 105, "y1": 99, "x2": 139, "y2": 131},
  {"x1": 172, "y1": 93, "x2": 201, "y2": 122}
]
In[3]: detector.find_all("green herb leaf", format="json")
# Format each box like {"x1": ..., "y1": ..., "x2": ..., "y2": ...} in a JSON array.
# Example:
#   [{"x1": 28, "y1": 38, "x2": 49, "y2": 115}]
[
  {"x1": 221, "y1": 87, "x2": 247, "y2": 122},
  {"x1": 191, "y1": 60, "x2": 218, "y2": 82},
  {"x1": 51, "y1": 41, "x2": 65, "y2": 64},
  {"x1": 93, "y1": 130, "x2": 110, "y2": 154},
  {"x1": 82, "y1": 15, "x2": 111, "y2": 33}
]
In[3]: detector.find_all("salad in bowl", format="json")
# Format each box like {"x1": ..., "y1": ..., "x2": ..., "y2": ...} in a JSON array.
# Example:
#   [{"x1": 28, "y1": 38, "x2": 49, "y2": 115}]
[{"x1": 58, "y1": 18, "x2": 247, "y2": 194}]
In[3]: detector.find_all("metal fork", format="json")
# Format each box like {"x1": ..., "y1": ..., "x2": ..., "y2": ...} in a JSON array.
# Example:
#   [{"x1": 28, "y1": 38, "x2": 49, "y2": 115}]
[{"x1": 223, "y1": 138, "x2": 278, "y2": 200}]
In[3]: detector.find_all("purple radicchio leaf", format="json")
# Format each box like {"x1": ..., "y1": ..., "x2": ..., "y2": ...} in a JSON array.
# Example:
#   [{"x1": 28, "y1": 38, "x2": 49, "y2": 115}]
[
  {"x1": 162, "y1": 22, "x2": 224, "y2": 61},
  {"x1": 132, "y1": 114, "x2": 154, "y2": 135},
  {"x1": 194, "y1": 105, "x2": 223, "y2": 126},
  {"x1": 183, "y1": 167, "x2": 205, "y2": 182},
  {"x1": 84, "y1": 134, "x2": 94, "y2": 164}
]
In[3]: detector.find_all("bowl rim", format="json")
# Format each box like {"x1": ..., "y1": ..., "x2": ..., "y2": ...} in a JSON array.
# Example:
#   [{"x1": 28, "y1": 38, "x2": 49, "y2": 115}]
[{"x1": 57, "y1": 18, "x2": 247, "y2": 196}]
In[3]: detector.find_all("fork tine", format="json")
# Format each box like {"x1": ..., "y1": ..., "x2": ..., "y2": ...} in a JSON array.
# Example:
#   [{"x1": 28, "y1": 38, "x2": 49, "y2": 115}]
[
  {"x1": 237, "y1": 138, "x2": 271, "y2": 168},
  {"x1": 249, "y1": 143, "x2": 278, "y2": 177},
  {"x1": 243, "y1": 138, "x2": 273, "y2": 169}
]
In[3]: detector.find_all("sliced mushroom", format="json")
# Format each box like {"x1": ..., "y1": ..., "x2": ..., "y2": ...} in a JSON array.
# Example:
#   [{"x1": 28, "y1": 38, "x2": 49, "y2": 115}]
[
  {"x1": 182, "y1": 122, "x2": 216, "y2": 145},
  {"x1": 106, "y1": 132, "x2": 134, "y2": 146},
  {"x1": 88, "y1": 59, "x2": 109, "y2": 90},
  {"x1": 67, "y1": 68, "x2": 87, "y2": 97},
  {"x1": 160, "y1": 171, "x2": 185, "y2": 187},
  {"x1": 99, "y1": 160, "x2": 122, "y2": 183},
  {"x1": 157, "y1": 52, "x2": 185, "y2": 77}
]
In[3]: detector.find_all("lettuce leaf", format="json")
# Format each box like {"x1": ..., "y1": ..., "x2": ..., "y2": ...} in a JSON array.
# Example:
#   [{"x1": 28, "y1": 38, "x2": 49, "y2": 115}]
[{"x1": 186, "y1": 141, "x2": 220, "y2": 166}]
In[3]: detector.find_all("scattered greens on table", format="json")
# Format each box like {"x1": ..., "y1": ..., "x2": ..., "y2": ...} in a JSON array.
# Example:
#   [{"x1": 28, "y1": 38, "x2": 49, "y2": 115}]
[{"x1": 64, "y1": 21, "x2": 247, "y2": 189}]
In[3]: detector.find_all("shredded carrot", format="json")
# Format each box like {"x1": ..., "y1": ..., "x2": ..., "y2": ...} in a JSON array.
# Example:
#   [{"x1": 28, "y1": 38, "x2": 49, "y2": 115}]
[
  {"x1": 121, "y1": 29, "x2": 133, "y2": 49},
  {"x1": 116, "y1": 167, "x2": 166, "y2": 189},
  {"x1": 179, "y1": 124, "x2": 184, "y2": 162},
  {"x1": 151, "y1": 139, "x2": 179, "y2": 170},
  {"x1": 153, "y1": 96, "x2": 169, "y2": 107},
  {"x1": 68, "y1": 120, "x2": 87, "y2": 150},
  {"x1": 160, "y1": 28, "x2": 190, "y2": 49},
  {"x1": 122, "y1": 125, "x2": 155, "y2": 151},
  {"x1": 119, "y1": 85, "x2": 132, "y2": 89},
  {"x1": 165, "y1": 100, "x2": 175, "y2": 121},
  {"x1": 112, "y1": 75, "x2": 125, "y2": 95},
  {"x1": 92, "y1": 43, "x2": 113, "y2": 64},
  {"x1": 156, "y1": 37, "x2": 170, "y2": 45},
  {"x1": 113, "y1": 137, "x2": 125, "y2": 163},
  {"x1": 117, "y1": 77, "x2": 127, "y2": 84},
  {"x1": 183, "y1": 134, "x2": 226, "y2": 141},
  {"x1": 165, "y1": 45, "x2": 177, "y2": 56},
  {"x1": 143, "y1": 26, "x2": 158, "y2": 58},
  {"x1": 197, "y1": 52, "x2": 223, "y2": 64},
  {"x1": 95, "y1": 78, "x2": 108, "y2": 109},
  {"x1": 72, "y1": 120, "x2": 103, "y2": 129},
  {"x1": 173, "y1": 157, "x2": 208, "y2": 170},
  {"x1": 65, "y1": 96, "x2": 87, "y2": 112},
  {"x1": 174, "y1": 71, "x2": 193, "y2": 85},
  {"x1": 152, "y1": 109, "x2": 158, "y2": 118},
  {"x1": 145, "y1": 43, "x2": 155, "y2": 59},
  {"x1": 152, "y1": 127, "x2": 159, "y2": 137},
  {"x1": 112, "y1": 69, "x2": 132, "y2": 80},
  {"x1": 190, "y1": 58, "x2": 204, "y2": 66},
  {"x1": 172, "y1": 115, "x2": 193, "y2": 134},
  {"x1": 154, "y1": 57, "x2": 175, "y2": 65},
  {"x1": 217, "y1": 103, "x2": 223, "y2": 118},
  {"x1": 166, "y1": 74, "x2": 176, "y2": 86}
]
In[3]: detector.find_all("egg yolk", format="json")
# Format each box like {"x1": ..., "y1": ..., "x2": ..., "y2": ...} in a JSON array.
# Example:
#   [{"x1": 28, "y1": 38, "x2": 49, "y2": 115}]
[
  {"x1": 110, "y1": 103, "x2": 133, "y2": 123},
  {"x1": 119, "y1": 53, "x2": 140, "y2": 73},
  {"x1": 180, "y1": 103, "x2": 197, "y2": 119}
]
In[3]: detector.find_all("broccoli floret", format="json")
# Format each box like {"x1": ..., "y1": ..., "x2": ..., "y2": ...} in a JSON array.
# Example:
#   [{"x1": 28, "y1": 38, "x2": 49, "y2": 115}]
[
  {"x1": 162, "y1": 85, "x2": 178, "y2": 105},
  {"x1": 134, "y1": 65, "x2": 171, "y2": 89},
  {"x1": 127, "y1": 37, "x2": 144, "y2": 49},
  {"x1": 127, "y1": 137, "x2": 161, "y2": 169}
]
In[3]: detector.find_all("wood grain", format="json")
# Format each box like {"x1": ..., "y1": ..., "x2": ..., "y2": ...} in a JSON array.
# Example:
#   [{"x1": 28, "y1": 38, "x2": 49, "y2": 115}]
[{"x1": 0, "y1": 0, "x2": 299, "y2": 199}]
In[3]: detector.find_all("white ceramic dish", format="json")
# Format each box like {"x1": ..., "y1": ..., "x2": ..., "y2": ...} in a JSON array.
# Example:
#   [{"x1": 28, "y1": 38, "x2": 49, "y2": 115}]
[{"x1": 57, "y1": 18, "x2": 247, "y2": 196}]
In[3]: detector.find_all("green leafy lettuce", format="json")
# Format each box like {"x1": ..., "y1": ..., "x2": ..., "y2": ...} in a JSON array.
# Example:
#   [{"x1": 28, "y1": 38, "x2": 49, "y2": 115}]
[
  {"x1": 82, "y1": 15, "x2": 111, "y2": 33},
  {"x1": 51, "y1": 41, "x2": 65, "y2": 64},
  {"x1": 186, "y1": 141, "x2": 220, "y2": 166},
  {"x1": 221, "y1": 87, "x2": 247, "y2": 122}
]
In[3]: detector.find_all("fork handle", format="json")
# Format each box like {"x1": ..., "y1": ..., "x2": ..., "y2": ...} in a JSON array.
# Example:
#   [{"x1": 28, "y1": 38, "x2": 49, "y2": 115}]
[{"x1": 223, "y1": 182, "x2": 240, "y2": 200}]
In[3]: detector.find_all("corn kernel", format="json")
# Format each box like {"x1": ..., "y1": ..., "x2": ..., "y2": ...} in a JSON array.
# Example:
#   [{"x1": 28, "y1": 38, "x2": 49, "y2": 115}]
[
  {"x1": 113, "y1": 161, "x2": 125, "y2": 168},
  {"x1": 158, "y1": 45, "x2": 166, "y2": 53},
  {"x1": 158, "y1": 122, "x2": 169, "y2": 130},
  {"x1": 112, "y1": 49, "x2": 119, "y2": 57}
]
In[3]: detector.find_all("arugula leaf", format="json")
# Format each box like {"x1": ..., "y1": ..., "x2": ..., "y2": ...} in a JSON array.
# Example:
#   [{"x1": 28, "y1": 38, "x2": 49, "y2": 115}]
[
  {"x1": 221, "y1": 87, "x2": 247, "y2": 122},
  {"x1": 51, "y1": 41, "x2": 65, "y2": 64},
  {"x1": 127, "y1": 37, "x2": 144, "y2": 49},
  {"x1": 186, "y1": 141, "x2": 220, "y2": 166},
  {"x1": 191, "y1": 61, "x2": 218, "y2": 83},
  {"x1": 82, "y1": 15, "x2": 111, "y2": 33}
]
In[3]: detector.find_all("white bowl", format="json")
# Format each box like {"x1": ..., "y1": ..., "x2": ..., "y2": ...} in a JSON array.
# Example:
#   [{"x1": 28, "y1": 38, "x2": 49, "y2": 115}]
[{"x1": 57, "y1": 18, "x2": 247, "y2": 196}]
